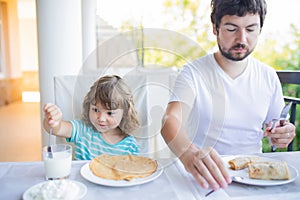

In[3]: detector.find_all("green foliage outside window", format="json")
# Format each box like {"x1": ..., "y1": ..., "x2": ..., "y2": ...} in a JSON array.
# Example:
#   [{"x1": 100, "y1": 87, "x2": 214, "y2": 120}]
[{"x1": 119, "y1": 0, "x2": 300, "y2": 151}]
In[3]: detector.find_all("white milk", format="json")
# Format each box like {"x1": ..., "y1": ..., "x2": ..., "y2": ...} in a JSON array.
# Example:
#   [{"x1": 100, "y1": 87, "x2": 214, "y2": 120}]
[{"x1": 44, "y1": 151, "x2": 72, "y2": 179}]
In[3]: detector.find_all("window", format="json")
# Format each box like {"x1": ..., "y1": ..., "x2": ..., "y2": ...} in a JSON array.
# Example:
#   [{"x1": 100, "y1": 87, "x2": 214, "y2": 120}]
[
  {"x1": 95, "y1": 0, "x2": 183, "y2": 69},
  {"x1": 95, "y1": 0, "x2": 300, "y2": 69},
  {"x1": 0, "y1": 2, "x2": 8, "y2": 78}
]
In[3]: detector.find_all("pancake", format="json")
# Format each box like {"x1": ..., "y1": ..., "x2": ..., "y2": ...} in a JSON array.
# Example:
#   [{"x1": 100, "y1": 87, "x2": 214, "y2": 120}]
[
  {"x1": 89, "y1": 154, "x2": 158, "y2": 181},
  {"x1": 228, "y1": 156, "x2": 261, "y2": 170},
  {"x1": 248, "y1": 161, "x2": 290, "y2": 180}
]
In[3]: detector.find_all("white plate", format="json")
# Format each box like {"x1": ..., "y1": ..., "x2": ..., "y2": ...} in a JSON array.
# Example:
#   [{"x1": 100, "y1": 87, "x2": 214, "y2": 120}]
[
  {"x1": 223, "y1": 155, "x2": 299, "y2": 186},
  {"x1": 23, "y1": 180, "x2": 87, "y2": 200},
  {"x1": 80, "y1": 162, "x2": 163, "y2": 187}
]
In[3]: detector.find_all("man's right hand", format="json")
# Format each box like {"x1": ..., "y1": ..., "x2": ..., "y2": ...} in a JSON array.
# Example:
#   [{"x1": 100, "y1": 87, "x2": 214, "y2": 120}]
[{"x1": 180, "y1": 145, "x2": 232, "y2": 190}]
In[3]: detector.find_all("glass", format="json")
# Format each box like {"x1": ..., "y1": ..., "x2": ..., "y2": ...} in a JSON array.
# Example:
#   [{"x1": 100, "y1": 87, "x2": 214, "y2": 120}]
[{"x1": 42, "y1": 144, "x2": 72, "y2": 180}]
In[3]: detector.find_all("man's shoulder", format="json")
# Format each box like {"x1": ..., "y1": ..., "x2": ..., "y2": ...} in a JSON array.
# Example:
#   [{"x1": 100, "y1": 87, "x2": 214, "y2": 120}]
[
  {"x1": 193, "y1": 53, "x2": 213, "y2": 64},
  {"x1": 249, "y1": 56, "x2": 271, "y2": 67},
  {"x1": 184, "y1": 53, "x2": 214, "y2": 70},
  {"x1": 248, "y1": 56, "x2": 276, "y2": 73}
]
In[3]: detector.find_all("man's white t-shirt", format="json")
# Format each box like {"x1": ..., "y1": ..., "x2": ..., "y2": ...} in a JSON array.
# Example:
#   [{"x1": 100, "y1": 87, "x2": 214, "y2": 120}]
[{"x1": 170, "y1": 54, "x2": 284, "y2": 155}]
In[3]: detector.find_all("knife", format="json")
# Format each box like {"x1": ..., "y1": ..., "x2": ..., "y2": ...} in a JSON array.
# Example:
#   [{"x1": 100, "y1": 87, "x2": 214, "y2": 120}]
[{"x1": 271, "y1": 101, "x2": 292, "y2": 151}]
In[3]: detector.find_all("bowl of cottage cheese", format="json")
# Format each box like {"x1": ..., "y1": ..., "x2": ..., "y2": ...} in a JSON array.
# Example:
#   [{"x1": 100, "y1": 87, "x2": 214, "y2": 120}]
[{"x1": 23, "y1": 180, "x2": 87, "y2": 200}]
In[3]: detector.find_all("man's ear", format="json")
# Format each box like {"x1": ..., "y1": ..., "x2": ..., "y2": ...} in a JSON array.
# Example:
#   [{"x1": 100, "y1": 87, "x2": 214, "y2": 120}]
[{"x1": 212, "y1": 24, "x2": 218, "y2": 35}]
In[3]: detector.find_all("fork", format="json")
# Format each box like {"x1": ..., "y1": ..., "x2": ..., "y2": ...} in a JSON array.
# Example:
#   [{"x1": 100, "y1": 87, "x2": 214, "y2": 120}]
[
  {"x1": 204, "y1": 176, "x2": 244, "y2": 197},
  {"x1": 270, "y1": 102, "x2": 292, "y2": 151}
]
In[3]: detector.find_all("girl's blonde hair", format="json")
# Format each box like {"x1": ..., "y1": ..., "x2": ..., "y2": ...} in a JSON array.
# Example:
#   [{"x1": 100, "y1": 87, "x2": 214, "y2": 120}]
[{"x1": 82, "y1": 75, "x2": 140, "y2": 135}]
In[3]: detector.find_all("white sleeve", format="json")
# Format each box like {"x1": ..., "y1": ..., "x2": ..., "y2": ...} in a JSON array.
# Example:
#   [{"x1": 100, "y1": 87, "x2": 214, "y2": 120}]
[{"x1": 169, "y1": 65, "x2": 196, "y2": 108}]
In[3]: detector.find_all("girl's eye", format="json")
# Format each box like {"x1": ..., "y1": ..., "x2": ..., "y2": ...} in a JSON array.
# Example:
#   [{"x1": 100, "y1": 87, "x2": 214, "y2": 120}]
[
  {"x1": 92, "y1": 107, "x2": 99, "y2": 112},
  {"x1": 107, "y1": 111, "x2": 114, "y2": 116}
]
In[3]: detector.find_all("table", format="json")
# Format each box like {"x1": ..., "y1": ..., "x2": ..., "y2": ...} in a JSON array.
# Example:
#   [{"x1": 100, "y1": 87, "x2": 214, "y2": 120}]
[{"x1": 0, "y1": 152, "x2": 299, "y2": 200}]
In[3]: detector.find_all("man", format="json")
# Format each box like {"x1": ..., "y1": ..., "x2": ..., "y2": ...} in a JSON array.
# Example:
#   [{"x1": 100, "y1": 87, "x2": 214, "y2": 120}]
[{"x1": 161, "y1": 0, "x2": 296, "y2": 191}]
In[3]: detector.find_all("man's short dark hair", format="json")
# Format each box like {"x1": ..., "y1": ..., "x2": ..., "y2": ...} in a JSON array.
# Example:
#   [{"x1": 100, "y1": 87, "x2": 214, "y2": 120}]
[{"x1": 211, "y1": 0, "x2": 267, "y2": 30}]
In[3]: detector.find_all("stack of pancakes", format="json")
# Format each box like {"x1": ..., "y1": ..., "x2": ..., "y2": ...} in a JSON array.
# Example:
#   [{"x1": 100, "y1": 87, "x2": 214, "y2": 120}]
[{"x1": 90, "y1": 154, "x2": 158, "y2": 181}]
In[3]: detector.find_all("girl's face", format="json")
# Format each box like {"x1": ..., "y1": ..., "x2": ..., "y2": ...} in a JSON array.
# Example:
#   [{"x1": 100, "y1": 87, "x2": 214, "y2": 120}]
[{"x1": 89, "y1": 102, "x2": 124, "y2": 134}]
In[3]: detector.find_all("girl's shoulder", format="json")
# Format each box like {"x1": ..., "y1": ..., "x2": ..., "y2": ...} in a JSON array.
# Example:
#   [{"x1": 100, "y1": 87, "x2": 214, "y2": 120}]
[
  {"x1": 122, "y1": 135, "x2": 140, "y2": 154},
  {"x1": 121, "y1": 134, "x2": 137, "y2": 142},
  {"x1": 69, "y1": 119, "x2": 98, "y2": 136},
  {"x1": 118, "y1": 134, "x2": 139, "y2": 147}
]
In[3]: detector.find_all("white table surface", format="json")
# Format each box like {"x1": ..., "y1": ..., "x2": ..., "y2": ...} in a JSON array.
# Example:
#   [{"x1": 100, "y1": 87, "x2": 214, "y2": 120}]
[{"x1": 0, "y1": 151, "x2": 299, "y2": 200}]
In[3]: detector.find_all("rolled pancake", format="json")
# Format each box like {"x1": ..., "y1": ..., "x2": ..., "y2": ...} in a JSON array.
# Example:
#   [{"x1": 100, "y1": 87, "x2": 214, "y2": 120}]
[
  {"x1": 248, "y1": 161, "x2": 290, "y2": 180},
  {"x1": 228, "y1": 156, "x2": 261, "y2": 170}
]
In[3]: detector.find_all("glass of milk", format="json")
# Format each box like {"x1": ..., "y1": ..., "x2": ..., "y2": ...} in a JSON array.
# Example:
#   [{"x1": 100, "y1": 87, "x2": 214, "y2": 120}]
[{"x1": 42, "y1": 144, "x2": 72, "y2": 180}]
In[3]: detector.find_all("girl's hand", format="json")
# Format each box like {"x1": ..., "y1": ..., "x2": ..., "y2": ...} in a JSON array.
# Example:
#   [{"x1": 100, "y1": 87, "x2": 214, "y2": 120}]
[{"x1": 43, "y1": 103, "x2": 62, "y2": 128}]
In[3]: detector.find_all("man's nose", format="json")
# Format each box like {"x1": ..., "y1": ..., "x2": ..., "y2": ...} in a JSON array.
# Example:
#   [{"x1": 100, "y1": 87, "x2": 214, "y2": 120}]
[{"x1": 236, "y1": 29, "x2": 247, "y2": 44}]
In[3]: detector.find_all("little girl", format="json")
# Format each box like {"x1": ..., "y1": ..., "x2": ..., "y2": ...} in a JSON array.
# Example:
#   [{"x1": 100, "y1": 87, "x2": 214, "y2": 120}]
[{"x1": 43, "y1": 75, "x2": 140, "y2": 160}]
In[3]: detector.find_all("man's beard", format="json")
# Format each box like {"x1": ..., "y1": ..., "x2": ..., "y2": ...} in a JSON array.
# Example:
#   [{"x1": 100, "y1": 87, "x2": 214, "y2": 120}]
[{"x1": 218, "y1": 43, "x2": 253, "y2": 61}]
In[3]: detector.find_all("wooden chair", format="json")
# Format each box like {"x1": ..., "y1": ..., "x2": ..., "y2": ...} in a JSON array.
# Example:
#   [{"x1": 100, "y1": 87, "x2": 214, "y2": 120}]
[{"x1": 276, "y1": 70, "x2": 300, "y2": 151}]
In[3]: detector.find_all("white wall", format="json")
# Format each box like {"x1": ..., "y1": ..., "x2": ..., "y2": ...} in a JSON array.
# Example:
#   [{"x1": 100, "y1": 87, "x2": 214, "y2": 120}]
[{"x1": 18, "y1": 0, "x2": 38, "y2": 71}]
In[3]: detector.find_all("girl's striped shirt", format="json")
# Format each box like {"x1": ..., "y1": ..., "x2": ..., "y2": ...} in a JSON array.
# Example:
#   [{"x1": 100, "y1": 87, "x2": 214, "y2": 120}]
[{"x1": 66, "y1": 119, "x2": 140, "y2": 160}]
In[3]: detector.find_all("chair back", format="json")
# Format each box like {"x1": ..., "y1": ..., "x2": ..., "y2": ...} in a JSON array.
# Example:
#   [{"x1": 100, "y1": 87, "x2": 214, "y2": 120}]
[
  {"x1": 54, "y1": 67, "x2": 179, "y2": 158},
  {"x1": 276, "y1": 70, "x2": 300, "y2": 151}
]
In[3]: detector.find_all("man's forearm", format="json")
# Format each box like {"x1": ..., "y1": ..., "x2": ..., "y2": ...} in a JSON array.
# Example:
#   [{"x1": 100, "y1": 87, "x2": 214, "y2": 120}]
[{"x1": 161, "y1": 114, "x2": 194, "y2": 157}]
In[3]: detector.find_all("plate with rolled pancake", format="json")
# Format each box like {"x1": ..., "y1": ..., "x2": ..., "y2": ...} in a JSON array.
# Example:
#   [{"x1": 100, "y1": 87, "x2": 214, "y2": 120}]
[{"x1": 223, "y1": 155, "x2": 299, "y2": 186}]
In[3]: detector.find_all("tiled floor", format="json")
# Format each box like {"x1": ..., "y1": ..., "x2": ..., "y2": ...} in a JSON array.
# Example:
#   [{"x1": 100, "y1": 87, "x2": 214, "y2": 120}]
[{"x1": 0, "y1": 101, "x2": 42, "y2": 162}]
